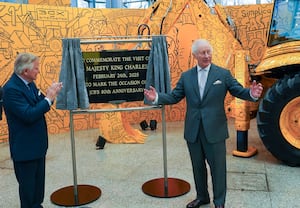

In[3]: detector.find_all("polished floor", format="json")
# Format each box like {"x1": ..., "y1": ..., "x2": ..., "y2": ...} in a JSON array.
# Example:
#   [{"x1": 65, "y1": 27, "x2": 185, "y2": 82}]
[{"x1": 0, "y1": 118, "x2": 299, "y2": 208}]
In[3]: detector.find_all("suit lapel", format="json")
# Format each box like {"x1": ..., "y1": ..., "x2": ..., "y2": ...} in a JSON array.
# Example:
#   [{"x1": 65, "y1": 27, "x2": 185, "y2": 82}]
[{"x1": 191, "y1": 67, "x2": 201, "y2": 100}]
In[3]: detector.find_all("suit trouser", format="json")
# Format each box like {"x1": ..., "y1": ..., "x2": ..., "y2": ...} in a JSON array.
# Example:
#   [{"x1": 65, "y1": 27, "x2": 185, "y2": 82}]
[
  {"x1": 13, "y1": 157, "x2": 45, "y2": 208},
  {"x1": 187, "y1": 121, "x2": 227, "y2": 206}
]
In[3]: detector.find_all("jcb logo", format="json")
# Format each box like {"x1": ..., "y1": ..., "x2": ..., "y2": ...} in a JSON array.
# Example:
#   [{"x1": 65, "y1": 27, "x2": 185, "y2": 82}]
[{"x1": 37, "y1": 9, "x2": 68, "y2": 21}]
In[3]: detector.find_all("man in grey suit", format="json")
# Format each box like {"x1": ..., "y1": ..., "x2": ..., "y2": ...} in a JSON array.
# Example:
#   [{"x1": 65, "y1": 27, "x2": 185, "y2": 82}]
[{"x1": 144, "y1": 39, "x2": 263, "y2": 208}]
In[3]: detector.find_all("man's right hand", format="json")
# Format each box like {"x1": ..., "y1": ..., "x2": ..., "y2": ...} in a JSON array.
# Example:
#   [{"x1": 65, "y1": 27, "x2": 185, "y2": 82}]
[
  {"x1": 46, "y1": 82, "x2": 63, "y2": 102},
  {"x1": 144, "y1": 86, "x2": 157, "y2": 102}
]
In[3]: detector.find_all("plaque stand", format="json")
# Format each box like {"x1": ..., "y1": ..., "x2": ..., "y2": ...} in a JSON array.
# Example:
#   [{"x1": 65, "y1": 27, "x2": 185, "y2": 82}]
[
  {"x1": 50, "y1": 105, "x2": 189, "y2": 205},
  {"x1": 142, "y1": 105, "x2": 190, "y2": 198},
  {"x1": 50, "y1": 110, "x2": 101, "y2": 207}
]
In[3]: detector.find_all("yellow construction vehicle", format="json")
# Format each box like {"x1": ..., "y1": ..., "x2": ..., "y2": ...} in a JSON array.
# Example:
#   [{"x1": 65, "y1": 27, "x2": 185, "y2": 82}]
[{"x1": 253, "y1": 0, "x2": 300, "y2": 166}]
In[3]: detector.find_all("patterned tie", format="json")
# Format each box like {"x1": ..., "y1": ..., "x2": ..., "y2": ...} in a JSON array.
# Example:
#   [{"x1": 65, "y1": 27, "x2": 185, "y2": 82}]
[
  {"x1": 27, "y1": 83, "x2": 36, "y2": 100},
  {"x1": 198, "y1": 68, "x2": 207, "y2": 99}
]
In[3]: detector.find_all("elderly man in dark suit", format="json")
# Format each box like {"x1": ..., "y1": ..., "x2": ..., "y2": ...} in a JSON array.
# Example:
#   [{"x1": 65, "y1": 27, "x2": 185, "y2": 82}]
[
  {"x1": 3, "y1": 53, "x2": 62, "y2": 208},
  {"x1": 144, "y1": 39, "x2": 263, "y2": 208}
]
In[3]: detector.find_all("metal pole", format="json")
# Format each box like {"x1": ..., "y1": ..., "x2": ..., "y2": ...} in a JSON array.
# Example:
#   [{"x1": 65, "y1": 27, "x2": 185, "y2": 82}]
[
  {"x1": 161, "y1": 105, "x2": 168, "y2": 195},
  {"x1": 70, "y1": 110, "x2": 79, "y2": 204},
  {"x1": 80, "y1": 38, "x2": 152, "y2": 44}
]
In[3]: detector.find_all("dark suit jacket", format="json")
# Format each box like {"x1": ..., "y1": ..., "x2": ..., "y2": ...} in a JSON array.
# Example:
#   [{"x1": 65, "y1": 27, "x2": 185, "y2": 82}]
[
  {"x1": 3, "y1": 73, "x2": 50, "y2": 161},
  {"x1": 158, "y1": 64, "x2": 255, "y2": 143},
  {"x1": 0, "y1": 86, "x2": 3, "y2": 120}
]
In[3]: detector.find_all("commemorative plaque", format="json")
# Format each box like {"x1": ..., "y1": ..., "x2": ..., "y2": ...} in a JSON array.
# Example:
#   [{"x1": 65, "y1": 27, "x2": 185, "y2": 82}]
[{"x1": 83, "y1": 50, "x2": 150, "y2": 103}]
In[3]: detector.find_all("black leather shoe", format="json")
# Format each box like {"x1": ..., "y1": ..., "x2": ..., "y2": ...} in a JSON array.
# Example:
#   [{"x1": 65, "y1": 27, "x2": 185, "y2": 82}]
[
  {"x1": 96, "y1": 136, "x2": 106, "y2": 150},
  {"x1": 140, "y1": 120, "x2": 148, "y2": 130},
  {"x1": 186, "y1": 199, "x2": 210, "y2": 208},
  {"x1": 215, "y1": 205, "x2": 224, "y2": 208},
  {"x1": 149, "y1": 119, "x2": 157, "y2": 130}
]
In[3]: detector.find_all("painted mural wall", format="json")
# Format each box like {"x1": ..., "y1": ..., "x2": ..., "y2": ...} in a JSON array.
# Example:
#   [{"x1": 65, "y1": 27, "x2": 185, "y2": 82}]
[
  {"x1": 0, "y1": 1, "x2": 273, "y2": 142},
  {"x1": 28, "y1": 0, "x2": 70, "y2": 6}
]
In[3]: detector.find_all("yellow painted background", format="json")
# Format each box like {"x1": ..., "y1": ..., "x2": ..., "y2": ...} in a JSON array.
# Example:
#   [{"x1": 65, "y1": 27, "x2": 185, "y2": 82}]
[{"x1": 0, "y1": 0, "x2": 273, "y2": 142}]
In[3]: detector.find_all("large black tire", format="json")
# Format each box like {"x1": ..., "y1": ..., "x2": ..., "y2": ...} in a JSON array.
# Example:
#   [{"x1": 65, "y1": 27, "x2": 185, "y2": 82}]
[{"x1": 257, "y1": 74, "x2": 300, "y2": 166}]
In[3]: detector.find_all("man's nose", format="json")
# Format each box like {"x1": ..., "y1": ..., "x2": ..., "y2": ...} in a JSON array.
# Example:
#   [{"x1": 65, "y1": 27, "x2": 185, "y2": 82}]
[{"x1": 203, "y1": 52, "x2": 210, "y2": 57}]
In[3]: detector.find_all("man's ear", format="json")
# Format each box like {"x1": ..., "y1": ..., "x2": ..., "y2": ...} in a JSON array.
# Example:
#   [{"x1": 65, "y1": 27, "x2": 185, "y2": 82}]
[{"x1": 21, "y1": 68, "x2": 28, "y2": 75}]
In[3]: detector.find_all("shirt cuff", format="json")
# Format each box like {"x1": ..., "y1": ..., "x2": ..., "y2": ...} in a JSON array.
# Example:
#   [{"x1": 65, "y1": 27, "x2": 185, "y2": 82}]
[
  {"x1": 152, "y1": 93, "x2": 158, "y2": 105},
  {"x1": 44, "y1": 97, "x2": 52, "y2": 106},
  {"x1": 249, "y1": 90, "x2": 258, "y2": 101}
]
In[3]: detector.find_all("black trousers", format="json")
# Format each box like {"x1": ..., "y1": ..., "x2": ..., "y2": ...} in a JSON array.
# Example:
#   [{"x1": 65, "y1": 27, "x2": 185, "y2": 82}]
[
  {"x1": 13, "y1": 157, "x2": 45, "y2": 208},
  {"x1": 186, "y1": 121, "x2": 227, "y2": 206}
]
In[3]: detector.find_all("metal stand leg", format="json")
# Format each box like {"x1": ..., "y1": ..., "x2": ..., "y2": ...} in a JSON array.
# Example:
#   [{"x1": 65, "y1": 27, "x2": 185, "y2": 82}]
[
  {"x1": 142, "y1": 105, "x2": 190, "y2": 198},
  {"x1": 50, "y1": 110, "x2": 101, "y2": 206}
]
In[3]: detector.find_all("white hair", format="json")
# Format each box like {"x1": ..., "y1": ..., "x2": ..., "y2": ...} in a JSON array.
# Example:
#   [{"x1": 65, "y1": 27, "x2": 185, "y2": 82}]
[
  {"x1": 14, "y1": 53, "x2": 38, "y2": 74},
  {"x1": 191, "y1": 39, "x2": 213, "y2": 55}
]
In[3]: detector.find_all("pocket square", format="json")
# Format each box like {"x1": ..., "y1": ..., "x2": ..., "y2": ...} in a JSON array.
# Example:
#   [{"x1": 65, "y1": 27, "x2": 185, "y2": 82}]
[{"x1": 213, "y1": 80, "x2": 222, "y2": 85}]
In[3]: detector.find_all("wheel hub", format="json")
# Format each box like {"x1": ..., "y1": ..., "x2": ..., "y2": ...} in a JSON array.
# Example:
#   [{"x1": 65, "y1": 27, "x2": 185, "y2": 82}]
[{"x1": 280, "y1": 97, "x2": 300, "y2": 149}]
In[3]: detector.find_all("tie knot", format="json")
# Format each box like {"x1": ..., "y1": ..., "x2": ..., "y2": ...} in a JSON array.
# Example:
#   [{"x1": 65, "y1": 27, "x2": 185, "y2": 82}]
[{"x1": 199, "y1": 67, "x2": 206, "y2": 72}]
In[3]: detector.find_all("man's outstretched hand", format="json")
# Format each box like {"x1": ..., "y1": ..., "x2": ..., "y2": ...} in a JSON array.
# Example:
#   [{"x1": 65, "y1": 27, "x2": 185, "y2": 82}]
[
  {"x1": 250, "y1": 80, "x2": 263, "y2": 99},
  {"x1": 144, "y1": 86, "x2": 157, "y2": 102}
]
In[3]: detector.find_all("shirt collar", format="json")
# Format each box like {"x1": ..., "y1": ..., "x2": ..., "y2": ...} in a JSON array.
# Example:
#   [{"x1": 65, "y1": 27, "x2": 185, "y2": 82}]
[
  {"x1": 197, "y1": 64, "x2": 211, "y2": 72},
  {"x1": 16, "y1": 74, "x2": 30, "y2": 86}
]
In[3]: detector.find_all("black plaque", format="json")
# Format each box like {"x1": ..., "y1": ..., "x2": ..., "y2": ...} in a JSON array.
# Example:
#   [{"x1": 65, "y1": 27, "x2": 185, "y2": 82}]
[{"x1": 83, "y1": 50, "x2": 150, "y2": 103}]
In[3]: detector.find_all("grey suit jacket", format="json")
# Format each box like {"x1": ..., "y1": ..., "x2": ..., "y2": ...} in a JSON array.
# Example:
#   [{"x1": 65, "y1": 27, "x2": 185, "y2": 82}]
[{"x1": 157, "y1": 64, "x2": 255, "y2": 143}]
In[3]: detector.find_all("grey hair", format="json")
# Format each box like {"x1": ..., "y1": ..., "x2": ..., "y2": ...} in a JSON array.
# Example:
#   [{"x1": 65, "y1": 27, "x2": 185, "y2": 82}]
[
  {"x1": 14, "y1": 53, "x2": 38, "y2": 75},
  {"x1": 191, "y1": 39, "x2": 213, "y2": 55}
]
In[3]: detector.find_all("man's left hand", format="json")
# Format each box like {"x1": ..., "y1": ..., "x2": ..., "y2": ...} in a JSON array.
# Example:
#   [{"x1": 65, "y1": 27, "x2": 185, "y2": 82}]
[{"x1": 250, "y1": 80, "x2": 263, "y2": 99}]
